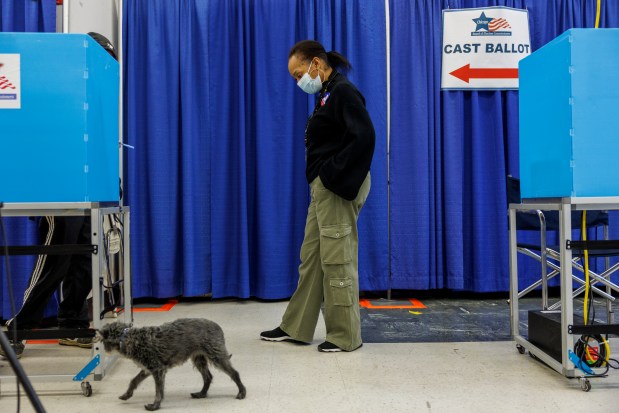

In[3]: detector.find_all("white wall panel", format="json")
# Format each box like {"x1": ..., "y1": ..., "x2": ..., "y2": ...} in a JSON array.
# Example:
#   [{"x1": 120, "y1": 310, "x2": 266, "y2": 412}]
[{"x1": 62, "y1": 0, "x2": 120, "y2": 51}]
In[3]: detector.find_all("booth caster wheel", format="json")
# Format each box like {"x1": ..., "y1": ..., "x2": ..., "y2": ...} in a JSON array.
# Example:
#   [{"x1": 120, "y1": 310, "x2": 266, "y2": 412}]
[
  {"x1": 81, "y1": 382, "x2": 92, "y2": 397},
  {"x1": 578, "y1": 377, "x2": 591, "y2": 392},
  {"x1": 516, "y1": 344, "x2": 526, "y2": 354}
]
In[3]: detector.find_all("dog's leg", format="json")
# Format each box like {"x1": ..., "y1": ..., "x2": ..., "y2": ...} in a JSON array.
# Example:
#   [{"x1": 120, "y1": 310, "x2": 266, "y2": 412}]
[
  {"x1": 190, "y1": 355, "x2": 213, "y2": 399},
  {"x1": 145, "y1": 369, "x2": 166, "y2": 411},
  {"x1": 212, "y1": 357, "x2": 246, "y2": 400},
  {"x1": 120, "y1": 370, "x2": 150, "y2": 401}
]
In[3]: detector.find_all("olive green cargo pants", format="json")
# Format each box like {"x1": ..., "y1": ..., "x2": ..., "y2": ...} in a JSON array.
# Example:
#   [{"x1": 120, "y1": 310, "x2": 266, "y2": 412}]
[{"x1": 280, "y1": 173, "x2": 371, "y2": 351}]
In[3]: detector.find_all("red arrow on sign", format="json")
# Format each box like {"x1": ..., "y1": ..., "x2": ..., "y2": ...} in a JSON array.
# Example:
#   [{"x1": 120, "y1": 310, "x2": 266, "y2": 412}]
[{"x1": 449, "y1": 64, "x2": 518, "y2": 83}]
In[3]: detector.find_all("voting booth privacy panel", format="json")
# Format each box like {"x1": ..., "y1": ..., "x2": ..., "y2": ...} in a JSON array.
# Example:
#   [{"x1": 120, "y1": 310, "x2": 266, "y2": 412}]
[
  {"x1": 519, "y1": 29, "x2": 619, "y2": 198},
  {"x1": 0, "y1": 33, "x2": 119, "y2": 203}
]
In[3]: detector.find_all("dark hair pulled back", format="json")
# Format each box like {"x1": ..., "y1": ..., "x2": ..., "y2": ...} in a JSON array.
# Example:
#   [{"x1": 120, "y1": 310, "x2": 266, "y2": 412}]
[
  {"x1": 87, "y1": 32, "x2": 118, "y2": 61},
  {"x1": 288, "y1": 40, "x2": 352, "y2": 72}
]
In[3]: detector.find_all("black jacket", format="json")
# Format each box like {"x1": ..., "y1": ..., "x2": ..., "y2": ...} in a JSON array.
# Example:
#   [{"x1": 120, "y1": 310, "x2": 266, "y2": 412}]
[{"x1": 304, "y1": 71, "x2": 375, "y2": 201}]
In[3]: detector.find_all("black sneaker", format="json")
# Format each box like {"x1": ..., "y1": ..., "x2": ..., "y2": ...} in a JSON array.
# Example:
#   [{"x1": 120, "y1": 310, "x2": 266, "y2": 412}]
[
  {"x1": 0, "y1": 340, "x2": 25, "y2": 359},
  {"x1": 318, "y1": 341, "x2": 363, "y2": 353},
  {"x1": 318, "y1": 341, "x2": 342, "y2": 352},
  {"x1": 260, "y1": 327, "x2": 291, "y2": 342}
]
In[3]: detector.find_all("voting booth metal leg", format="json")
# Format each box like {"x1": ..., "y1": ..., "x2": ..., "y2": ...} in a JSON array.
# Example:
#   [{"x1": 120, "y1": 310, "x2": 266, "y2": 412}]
[
  {"x1": 509, "y1": 197, "x2": 619, "y2": 383},
  {"x1": 91, "y1": 206, "x2": 132, "y2": 381},
  {"x1": 559, "y1": 202, "x2": 577, "y2": 377},
  {"x1": 508, "y1": 208, "x2": 519, "y2": 339},
  {"x1": 509, "y1": 201, "x2": 579, "y2": 378},
  {"x1": 0, "y1": 203, "x2": 132, "y2": 396},
  {"x1": 91, "y1": 207, "x2": 103, "y2": 380}
]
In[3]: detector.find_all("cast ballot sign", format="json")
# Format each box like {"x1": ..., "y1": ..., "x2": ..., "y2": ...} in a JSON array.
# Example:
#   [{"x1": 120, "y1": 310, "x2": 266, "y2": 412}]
[
  {"x1": 0, "y1": 54, "x2": 21, "y2": 109},
  {"x1": 441, "y1": 7, "x2": 530, "y2": 90}
]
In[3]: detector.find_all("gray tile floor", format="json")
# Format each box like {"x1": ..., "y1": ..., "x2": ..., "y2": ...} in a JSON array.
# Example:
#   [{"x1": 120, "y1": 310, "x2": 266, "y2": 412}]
[{"x1": 1, "y1": 299, "x2": 619, "y2": 413}]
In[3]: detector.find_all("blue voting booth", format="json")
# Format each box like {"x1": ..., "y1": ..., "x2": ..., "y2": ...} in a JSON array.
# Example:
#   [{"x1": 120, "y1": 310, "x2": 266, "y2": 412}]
[
  {"x1": 0, "y1": 33, "x2": 119, "y2": 203},
  {"x1": 519, "y1": 29, "x2": 619, "y2": 199}
]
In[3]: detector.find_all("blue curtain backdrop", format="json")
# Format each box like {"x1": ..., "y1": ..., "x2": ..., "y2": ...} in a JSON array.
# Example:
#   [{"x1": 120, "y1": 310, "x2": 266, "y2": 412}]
[
  {"x1": 389, "y1": 0, "x2": 619, "y2": 292},
  {"x1": 123, "y1": 0, "x2": 388, "y2": 299},
  {"x1": 123, "y1": 0, "x2": 619, "y2": 300},
  {"x1": 389, "y1": 0, "x2": 527, "y2": 291},
  {"x1": 0, "y1": 0, "x2": 56, "y2": 320},
  {"x1": 0, "y1": 0, "x2": 55, "y2": 32}
]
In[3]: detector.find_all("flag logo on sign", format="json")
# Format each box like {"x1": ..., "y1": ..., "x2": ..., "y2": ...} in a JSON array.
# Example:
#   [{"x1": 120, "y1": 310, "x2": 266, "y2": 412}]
[
  {"x1": 0, "y1": 75, "x2": 17, "y2": 90},
  {"x1": 471, "y1": 12, "x2": 512, "y2": 36},
  {"x1": 489, "y1": 18, "x2": 511, "y2": 32}
]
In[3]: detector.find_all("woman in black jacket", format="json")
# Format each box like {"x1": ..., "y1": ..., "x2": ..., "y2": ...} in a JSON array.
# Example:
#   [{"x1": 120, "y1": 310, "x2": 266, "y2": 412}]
[{"x1": 261, "y1": 40, "x2": 375, "y2": 352}]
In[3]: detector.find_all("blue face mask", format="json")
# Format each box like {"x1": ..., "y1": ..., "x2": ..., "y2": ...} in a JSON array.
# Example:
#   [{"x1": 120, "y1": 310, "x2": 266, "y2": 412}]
[{"x1": 297, "y1": 61, "x2": 323, "y2": 94}]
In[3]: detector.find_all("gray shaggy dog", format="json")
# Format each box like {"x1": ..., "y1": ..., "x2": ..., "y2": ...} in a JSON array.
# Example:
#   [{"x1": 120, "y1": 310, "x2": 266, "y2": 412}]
[{"x1": 98, "y1": 318, "x2": 246, "y2": 411}]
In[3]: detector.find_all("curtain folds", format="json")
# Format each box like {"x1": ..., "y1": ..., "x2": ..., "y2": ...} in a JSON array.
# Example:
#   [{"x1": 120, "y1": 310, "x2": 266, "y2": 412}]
[
  {"x1": 389, "y1": 0, "x2": 619, "y2": 292},
  {"x1": 119, "y1": 0, "x2": 619, "y2": 299},
  {"x1": 123, "y1": 0, "x2": 388, "y2": 299},
  {"x1": 0, "y1": 0, "x2": 55, "y2": 32}
]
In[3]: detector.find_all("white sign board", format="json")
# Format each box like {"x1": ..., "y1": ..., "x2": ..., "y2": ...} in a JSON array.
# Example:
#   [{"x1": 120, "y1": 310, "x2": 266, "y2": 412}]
[
  {"x1": 441, "y1": 7, "x2": 531, "y2": 90},
  {"x1": 0, "y1": 54, "x2": 21, "y2": 109}
]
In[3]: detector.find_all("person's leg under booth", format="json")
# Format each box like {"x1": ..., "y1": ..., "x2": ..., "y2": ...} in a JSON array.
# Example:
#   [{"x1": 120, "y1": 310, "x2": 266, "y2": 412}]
[
  {"x1": 57, "y1": 216, "x2": 92, "y2": 329},
  {"x1": 7, "y1": 216, "x2": 71, "y2": 329},
  {"x1": 280, "y1": 173, "x2": 371, "y2": 351},
  {"x1": 7, "y1": 216, "x2": 92, "y2": 331}
]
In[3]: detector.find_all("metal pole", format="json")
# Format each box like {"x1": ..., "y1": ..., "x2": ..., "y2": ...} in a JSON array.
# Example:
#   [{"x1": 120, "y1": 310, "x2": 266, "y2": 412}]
[
  {"x1": 0, "y1": 332, "x2": 46, "y2": 412},
  {"x1": 62, "y1": 0, "x2": 69, "y2": 33},
  {"x1": 384, "y1": 0, "x2": 391, "y2": 301},
  {"x1": 508, "y1": 207, "x2": 519, "y2": 337}
]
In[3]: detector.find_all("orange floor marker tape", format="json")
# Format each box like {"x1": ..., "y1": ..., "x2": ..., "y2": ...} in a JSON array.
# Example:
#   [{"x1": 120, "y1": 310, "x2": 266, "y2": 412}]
[
  {"x1": 25, "y1": 339, "x2": 58, "y2": 345},
  {"x1": 134, "y1": 299, "x2": 178, "y2": 312},
  {"x1": 359, "y1": 298, "x2": 426, "y2": 309}
]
